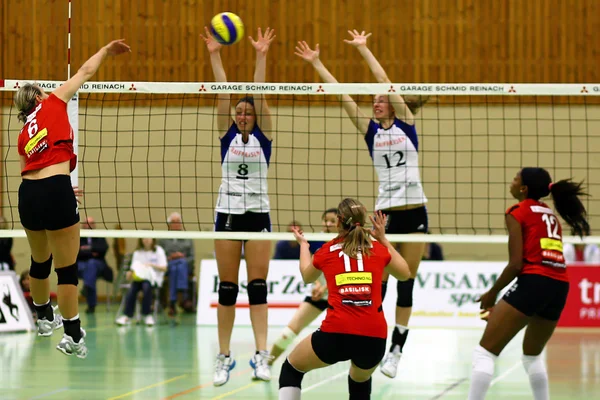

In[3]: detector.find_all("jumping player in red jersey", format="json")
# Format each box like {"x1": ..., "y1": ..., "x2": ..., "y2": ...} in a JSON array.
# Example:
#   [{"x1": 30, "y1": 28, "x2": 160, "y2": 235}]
[
  {"x1": 467, "y1": 167, "x2": 590, "y2": 400},
  {"x1": 278, "y1": 198, "x2": 411, "y2": 400},
  {"x1": 14, "y1": 39, "x2": 130, "y2": 358}
]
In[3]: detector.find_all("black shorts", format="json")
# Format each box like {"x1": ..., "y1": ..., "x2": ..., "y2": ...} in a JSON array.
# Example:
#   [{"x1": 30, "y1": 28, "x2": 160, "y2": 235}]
[
  {"x1": 214, "y1": 212, "x2": 271, "y2": 233},
  {"x1": 18, "y1": 175, "x2": 79, "y2": 231},
  {"x1": 502, "y1": 273, "x2": 570, "y2": 321},
  {"x1": 311, "y1": 330, "x2": 386, "y2": 370},
  {"x1": 303, "y1": 296, "x2": 329, "y2": 312},
  {"x1": 381, "y1": 206, "x2": 428, "y2": 234}
]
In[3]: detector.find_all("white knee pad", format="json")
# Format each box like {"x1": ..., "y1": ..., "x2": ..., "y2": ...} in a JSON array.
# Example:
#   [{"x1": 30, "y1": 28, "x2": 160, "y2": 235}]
[
  {"x1": 522, "y1": 354, "x2": 546, "y2": 375},
  {"x1": 274, "y1": 326, "x2": 298, "y2": 350},
  {"x1": 472, "y1": 345, "x2": 498, "y2": 376}
]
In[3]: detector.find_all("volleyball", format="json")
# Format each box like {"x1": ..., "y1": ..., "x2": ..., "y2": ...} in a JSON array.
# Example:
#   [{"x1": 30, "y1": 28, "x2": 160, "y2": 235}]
[{"x1": 210, "y1": 12, "x2": 244, "y2": 45}]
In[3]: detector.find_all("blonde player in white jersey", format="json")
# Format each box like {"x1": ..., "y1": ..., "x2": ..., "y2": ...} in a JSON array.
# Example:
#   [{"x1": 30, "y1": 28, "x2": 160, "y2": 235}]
[
  {"x1": 295, "y1": 29, "x2": 430, "y2": 380},
  {"x1": 201, "y1": 26, "x2": 276, "y2": 386}
]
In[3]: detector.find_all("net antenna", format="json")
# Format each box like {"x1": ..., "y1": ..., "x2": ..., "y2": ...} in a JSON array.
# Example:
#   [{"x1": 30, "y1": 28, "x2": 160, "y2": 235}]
[{"x1": 66, "y1": 0, "x2": 79, "y2": 187}]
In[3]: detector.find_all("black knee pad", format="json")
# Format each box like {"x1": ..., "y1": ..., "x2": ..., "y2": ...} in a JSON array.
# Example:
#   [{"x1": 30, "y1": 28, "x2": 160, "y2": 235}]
[
  {"x1": 396, "y1": 278, "x2": 415, "y2": 307},
  {"x1": 55, "y1": 263, "x2": 78, "y2": 286},
  {"x1": 279, "y1": 358, "x2": 305, "y2": 389},
  {"x1": 247, "y1": 279, "x2": 268, "y2": 305},
  {"x1": 29, "y1": 256, "x2": 53, "y2": 280},
  {"x1": 218, "y1": 281, "x2": 239, "y2": 306},
  {"x1": 348, "y1": 376, "x2": 372, "y2": 400},
  {"x1": 381, "y1": 281, "x2": 388, "y2": 302}
]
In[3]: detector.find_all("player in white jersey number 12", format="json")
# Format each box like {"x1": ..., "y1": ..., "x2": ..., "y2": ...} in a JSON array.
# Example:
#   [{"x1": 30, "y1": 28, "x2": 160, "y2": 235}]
[
  {"x1": 201, "y1": 26, "x2": 276, "y2": 386},
  {"x1": 295, "y1": 29, "x2": 430, "y2": 379}
]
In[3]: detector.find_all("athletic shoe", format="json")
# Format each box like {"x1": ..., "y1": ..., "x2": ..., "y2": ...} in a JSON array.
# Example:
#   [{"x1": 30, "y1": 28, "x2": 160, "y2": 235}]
[
  {"x1": 380, "y1": 346, "x2": 402, "y2": 378},
  {"x1": 56, "y1": 328, "x2": 88, "y2": 359},
  {"x1": 250, "y1": 350, "x2": 272, "y2": 381},
  {"x1": 213, "y1": 353, "x2": 236, "y2": 386},
  {"x1": 144, "y1": 315, "x2": 155, "y2": 326},
  {"x1": 36, "y1": 306, "x2": 63, "y2": 337},
  {"x1": 115, "y1": 315, "x2": 132, "y2": 326}
]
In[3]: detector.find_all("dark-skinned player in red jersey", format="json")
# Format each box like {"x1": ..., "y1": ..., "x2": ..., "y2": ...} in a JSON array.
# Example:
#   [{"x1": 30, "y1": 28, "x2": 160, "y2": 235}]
[
  {"x1": 278, "y1": 198, "x2": 411, "y2": 400},
  {"x1": 468, "y1": 167, "x2": 590, "y2": 400}
]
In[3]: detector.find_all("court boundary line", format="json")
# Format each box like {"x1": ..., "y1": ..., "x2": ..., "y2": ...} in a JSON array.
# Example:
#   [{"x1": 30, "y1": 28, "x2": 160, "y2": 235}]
[
  {"x1": 28, "y1": 387, "x2": 69, "y2": 400},
  {"x1": 210, "y1": 381, "x2": 260, "y2": 400},
  {"x1": 107, "y1": 374, "x2": 188, "y2": 400},
  {"x1": 490, "y1": 361, "x2": 521, "y2": 386},
  {"x1": 302, "y1": 370, "x2": 347, "y2": 393},
  {"x1": 428, "y1": 378, "x2": 467, "y2": 400},
  {"x1": 162, "y1": 359, "x2": 255, "y2": 400}
]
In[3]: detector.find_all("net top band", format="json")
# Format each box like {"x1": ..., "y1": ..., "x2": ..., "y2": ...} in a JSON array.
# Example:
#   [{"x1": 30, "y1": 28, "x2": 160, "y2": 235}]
[{"x1": 1, "y1": 80, "x2": 599, "y2": 95}]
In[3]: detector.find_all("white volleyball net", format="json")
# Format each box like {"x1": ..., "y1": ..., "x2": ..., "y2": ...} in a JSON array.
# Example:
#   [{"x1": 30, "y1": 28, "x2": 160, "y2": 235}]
[{"x1": 1, "y1": 81, "x2": 599, "y2": 243}]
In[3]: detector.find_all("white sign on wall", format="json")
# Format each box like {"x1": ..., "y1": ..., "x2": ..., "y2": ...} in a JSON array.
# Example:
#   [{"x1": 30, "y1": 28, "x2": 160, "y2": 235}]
[
  {"x1": 196, "y1": 260, "x2": 509, "y2": 328},
  {"x1": 0, "y1": 271, "x2": 36, "y2": 333}
]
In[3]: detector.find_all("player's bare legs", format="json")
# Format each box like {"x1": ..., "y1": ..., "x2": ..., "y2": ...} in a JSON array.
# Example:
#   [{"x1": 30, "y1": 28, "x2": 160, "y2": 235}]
[
  {"x1": 245, "y1": 239, "x2": 272, "y2": 381},
  {"x1": 381, "y1": 239, "x2": 425, "y2": 378}
]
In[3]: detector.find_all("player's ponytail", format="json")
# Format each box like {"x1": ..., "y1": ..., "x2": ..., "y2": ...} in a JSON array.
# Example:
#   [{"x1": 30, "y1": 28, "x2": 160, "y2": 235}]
[
  {"x1": 521, "y1": 167, "x2": 590, "y2": 237},
  {"x1": 14, "y1": 83, "x2": 42, "y2": 124},
  {"x1": 549, "y1": 179, "x2": 590, "y2": 238},
  {"x1": 337, "y1": 198, "x2": 372, "y2": 258}
]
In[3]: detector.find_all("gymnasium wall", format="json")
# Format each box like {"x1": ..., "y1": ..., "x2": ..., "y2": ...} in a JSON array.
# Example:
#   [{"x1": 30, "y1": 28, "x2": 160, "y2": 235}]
[
  {"x1": 1, "y1": 0, "x2": 599, "y2": 83},
  {"x1": 1, "y1": 0, "x2": 599, "y2": 293}
]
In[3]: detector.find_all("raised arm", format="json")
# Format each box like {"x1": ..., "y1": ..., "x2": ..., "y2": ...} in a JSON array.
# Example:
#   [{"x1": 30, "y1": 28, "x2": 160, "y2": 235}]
[
  {"x1": 201, "y1": 27, "x2": 231, "y2": 135},
  {"x1": 291, "y1": 227, "x2": 322, "y2": 283},
  {"x1": 53, "y1": 40, "x2": 130, "y2": 104},
  {"x1": 369, "y1": 211, "x2": 411, "y2": 281},
  {"x1": 345, "y1": 30, "x2": 416, "y2": 125},
  {"x1": 295, "y1": 41, "x2": 371, "y2": 134},
  {"x1": 249, "y1": 28, "x2": 276, "y2": 140}
]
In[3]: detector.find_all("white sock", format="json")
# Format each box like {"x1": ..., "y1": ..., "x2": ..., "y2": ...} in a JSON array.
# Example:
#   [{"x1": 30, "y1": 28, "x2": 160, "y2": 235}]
[
  {"x1": 33, "y1": 299, "x2": 50, "y2": 307},
  {"x1": 64, "y1": 314, "x2": 80, "y2": 321},
  {"x1": 468, "y1": 345, "x2": 497, "y2": 400},
  {"x1": 279, "y1": 386, "x2": 301, "y2": 400},
  {"x1": 522, "y1": 354, "x2": 549, "y2": 400},
  {"x1": 395, "y1": 324, "x2": 409, "y2": 334}
]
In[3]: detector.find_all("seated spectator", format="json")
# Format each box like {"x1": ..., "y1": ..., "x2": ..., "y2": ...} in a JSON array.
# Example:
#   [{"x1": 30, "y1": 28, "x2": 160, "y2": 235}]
[
  {"x1": 115, "y1": 238, "x2": 167, "y2": 326},
  {"x1": 563, "y1": 229, "x2": 600, "y2": 263},
  {"x1": 423, "y1": 243, "x2": 444, "y2": 261},
  {"x1": 159, "y1": 212, "x2": 195, "y2": 317},
  {"x1": 112, "y1": 224, "x2": 127, "y2": 270},
  {"x1": 77, "y1": 216, "x2": 114, "y2": 313},
  {"x1": 20, "y1": 271, "x2": 57, "y2": 316},
  {"x1": 422, "y1": 232, "x2": 444, "y2": 261},
  {"x1": 0, "y1": 216, "x2": 15, "y2": 271}
]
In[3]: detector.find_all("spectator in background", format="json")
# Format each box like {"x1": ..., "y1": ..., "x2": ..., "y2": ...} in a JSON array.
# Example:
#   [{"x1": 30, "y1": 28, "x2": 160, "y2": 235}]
[
  {"x1": 0, "y1": 216, "x2": 15, "y2": 271},
  {"x1": 112, "y1": 224, "x2": 127, "y2": 270},
  {"x1": 563, "y1": 229, "x2": 600, "y2": 263},
  {"x1": 78, "y1": 216, "x2": 113, "y2": 314},
  {"x1": 274, "y1": 220, "x2": 304, "y2": 260},
  {"x1": 159, "y1": 212, "x2": 195, "y2": 317},
  {"x1": 422, "y1": 239, "x2": 444, "y2": 261},
  {"x1": 115, "y1": 238, "x2": 167, "y2": 326}
]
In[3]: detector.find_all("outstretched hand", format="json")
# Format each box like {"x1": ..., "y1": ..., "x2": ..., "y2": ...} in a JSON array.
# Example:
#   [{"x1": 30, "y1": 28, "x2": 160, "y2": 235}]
[
  {"x1": 369, "y1": 210, "x2": 388, "y2": 242},
  {"x1": 200, "y1": 26, "x2": 222, "y2": 53},
  {"x1": 294, "y1": 41, "x2": 320, "y2": 63},
  {"x1": 250, "y1": 27, "x2": 276, "y2": 54},
  {"x1": 291, "y1": 226, "x2": 309, "y2": 246},
  {"x1": 343, "y1": 29, "x2": 372, "y2": 48},
  {"x1": 105, "y1": 39, "x2": 131, "y2": 56}
]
